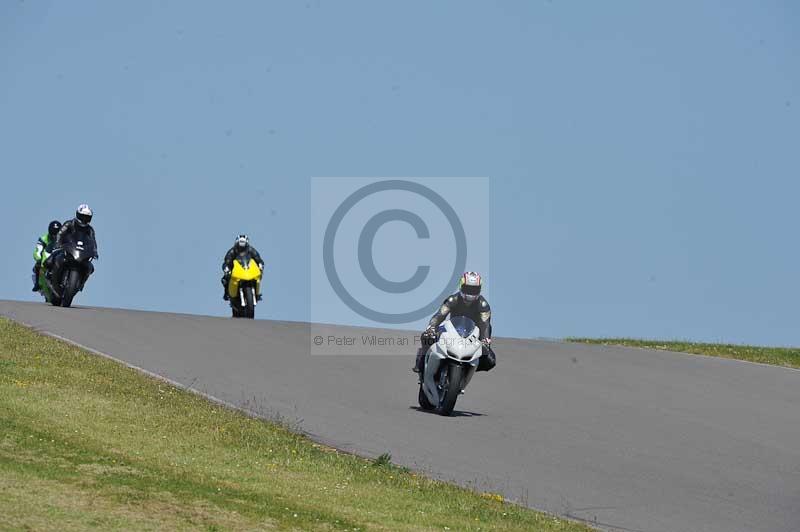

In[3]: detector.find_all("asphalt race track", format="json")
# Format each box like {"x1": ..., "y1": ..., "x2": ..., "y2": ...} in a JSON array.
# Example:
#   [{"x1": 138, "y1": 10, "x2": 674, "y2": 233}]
[{"x1": 2, "y1": 301, "x2": 799, "y2": 532}]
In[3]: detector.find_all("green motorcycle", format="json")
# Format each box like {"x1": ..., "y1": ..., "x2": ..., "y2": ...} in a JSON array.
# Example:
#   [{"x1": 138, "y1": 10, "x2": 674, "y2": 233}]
[{"x1": 34, "y1": 250, "x2": 60, "y2": 306}]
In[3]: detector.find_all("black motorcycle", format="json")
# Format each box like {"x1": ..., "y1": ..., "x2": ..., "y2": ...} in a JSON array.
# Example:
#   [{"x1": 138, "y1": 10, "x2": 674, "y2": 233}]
[{"x1": 46, "y1": 230, "x2": 97, "y2": 307}]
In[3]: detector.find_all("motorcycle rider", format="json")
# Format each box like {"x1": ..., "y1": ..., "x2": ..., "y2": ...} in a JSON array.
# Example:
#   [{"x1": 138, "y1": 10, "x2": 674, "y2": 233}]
[
  {"x1": 221, "y1": 234, "x2": 265, "y2": 301},
  {"x1": 47, "y1": 204, "x2": 98, "y2": 289},
  {"x1": 413, "y1": 271, "x2": 496, "y2": 377},
  {"x1": 31, "y1": 220, "x2": 62, "y2": 291}
]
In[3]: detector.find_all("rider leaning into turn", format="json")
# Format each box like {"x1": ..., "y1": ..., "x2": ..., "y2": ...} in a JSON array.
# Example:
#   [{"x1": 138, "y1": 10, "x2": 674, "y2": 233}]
[
  {"x1": 55, "y1": 205, "x2": 97, "y2": 249},
  {"x1": 221, "y1": 234, "x2": 265, "y2": 301},
  {"x1": 414, "y1": 271, "x2": 496, "y2": 376},
  {"x1": 47, "y1": 204, "x2": 98, "y2": 287},
  {"x1": 31, "y1": 220, "x2": 62, "y2": 291}
]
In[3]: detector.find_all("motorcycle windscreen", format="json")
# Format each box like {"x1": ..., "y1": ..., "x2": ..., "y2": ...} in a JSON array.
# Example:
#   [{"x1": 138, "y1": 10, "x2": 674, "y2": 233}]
[
  {"x1": 236, "y1": 252, "x2": 252, "y2": 268},
  {"x1": 449, "y1": 315, "x2": 477, "y2": 338},
  {"x1": 61, "y1": 230, "x2": 97, "y2": 258}
]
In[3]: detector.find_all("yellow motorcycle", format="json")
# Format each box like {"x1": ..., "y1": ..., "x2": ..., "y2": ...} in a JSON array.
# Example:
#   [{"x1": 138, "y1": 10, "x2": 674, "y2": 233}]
[{"x1": 228, "y1": 255, "x2": 262, "y2": 319}]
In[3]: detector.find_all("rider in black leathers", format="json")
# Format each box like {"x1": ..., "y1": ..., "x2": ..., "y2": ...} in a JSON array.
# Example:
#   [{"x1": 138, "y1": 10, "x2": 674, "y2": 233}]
[
  {"x1": 46, "y1": 205, "x2": 98, "y2": 290},
  {"x1": 221, "y1": 234, "x2": 264, "y2": 300},
  {"x1": 414, "y1": 272, "x2": 496, "y2": 378}
]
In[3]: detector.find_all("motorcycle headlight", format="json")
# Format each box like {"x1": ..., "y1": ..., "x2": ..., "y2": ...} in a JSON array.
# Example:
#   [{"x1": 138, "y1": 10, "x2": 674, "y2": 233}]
[
  {"x1": 447, "y1": 349, "x2": 471, "y2": 361},
  {"x1": 71, "y1": 249, "x2": 81, "y2": 260}
]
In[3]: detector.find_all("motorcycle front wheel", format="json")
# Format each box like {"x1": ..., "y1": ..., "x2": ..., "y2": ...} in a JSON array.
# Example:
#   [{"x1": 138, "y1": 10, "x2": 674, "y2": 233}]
[
  {"x1": 436, "y1": 363, "x2": 465, "y2": 416},
  {"x1": 244, "y1": 287, "x2": 255, "y2": 319},
  {"x1": 61, "y1": 269, "x2": 81, "y2": 308}
]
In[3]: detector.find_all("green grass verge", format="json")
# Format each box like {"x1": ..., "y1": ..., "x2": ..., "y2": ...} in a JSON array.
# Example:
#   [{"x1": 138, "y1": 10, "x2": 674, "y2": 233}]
[
  {"x1": 568, "y1": 338, "x2": 800, "y2": 369},
  {"x1": 0, "y1": 318, "x2": 592, "y2": 532}
]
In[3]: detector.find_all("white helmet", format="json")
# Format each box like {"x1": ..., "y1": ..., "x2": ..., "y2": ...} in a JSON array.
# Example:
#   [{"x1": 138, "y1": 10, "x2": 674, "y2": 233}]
[
  {"x1": 75, "y1": 204, "x2": 93, "y2": 227},
  {"x1": 459, "y1": 271, "x2": 482, "y2": 303},
  {"x1": 235, "y1": 234, "x2": 249, "y2": 250}
]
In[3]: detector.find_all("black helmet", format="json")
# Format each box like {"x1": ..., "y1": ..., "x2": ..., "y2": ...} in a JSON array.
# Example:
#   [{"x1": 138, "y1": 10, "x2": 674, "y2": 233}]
[
  {"x1": 75, "y1": 204, "x2": 93, "y2": 227},
  {"x1": 47, "y1": 220, "x2": 62, "y2": 238}
]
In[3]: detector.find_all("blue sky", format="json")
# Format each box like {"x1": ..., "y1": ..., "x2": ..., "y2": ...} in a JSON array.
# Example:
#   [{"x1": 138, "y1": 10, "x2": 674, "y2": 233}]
[{"x1": 2, "y1": 1, "x2": 798, "y2": 345}]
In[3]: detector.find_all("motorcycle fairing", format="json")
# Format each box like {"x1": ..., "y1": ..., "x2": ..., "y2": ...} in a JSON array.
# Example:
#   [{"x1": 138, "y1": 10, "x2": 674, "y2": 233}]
[
  {"x1": 228, "y1": 257, "x2": 262, "y2": 298},
  {"x1": 422, "y1": 318, "x2": 482, "y2": 406}
]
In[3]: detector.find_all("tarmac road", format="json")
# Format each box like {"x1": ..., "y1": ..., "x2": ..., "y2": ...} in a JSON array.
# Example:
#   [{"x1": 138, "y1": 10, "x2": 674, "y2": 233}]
[{"x1": 2, "y1": 300, "x2": 799, "y2": 532}]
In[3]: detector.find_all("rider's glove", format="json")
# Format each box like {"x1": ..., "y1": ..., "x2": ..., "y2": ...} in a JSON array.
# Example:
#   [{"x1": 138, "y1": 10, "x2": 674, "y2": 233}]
[{"x1": 422, "y1": 326, "x2": 437, "y2": 345}]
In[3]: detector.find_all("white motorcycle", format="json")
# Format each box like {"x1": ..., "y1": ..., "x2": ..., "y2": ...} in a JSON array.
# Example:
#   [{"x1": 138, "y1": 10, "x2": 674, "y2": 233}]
[{"x1": 418, "y1": 316, "x2": 484, "y2": 416}]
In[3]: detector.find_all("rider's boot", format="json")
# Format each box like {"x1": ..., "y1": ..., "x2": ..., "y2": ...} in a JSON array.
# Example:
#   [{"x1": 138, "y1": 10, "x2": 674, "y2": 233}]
[
  {"x1": 413, "y1": 347, "x2": 426, "y2": 384},
  {"x1": 413, "y1": 353, "x2": 423, "y2": 373},
  {"x1": 32, "y1": 265, "x2": 40, "y2": 291},
  {"x1": 221, "y1": 276, "x2": 230, "y2": 301},
  {"x1": 413, "y1": 331, "x2": 435, "y2": 377},
  {"x1": 414, "y1": 354, "x2": 424, "y2": 384}
]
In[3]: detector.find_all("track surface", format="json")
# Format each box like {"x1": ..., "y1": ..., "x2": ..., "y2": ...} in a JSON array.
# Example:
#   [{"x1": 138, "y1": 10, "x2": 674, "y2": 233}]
[{"x1": 2, "y1": 301, "x2": 799, "y2": 532}]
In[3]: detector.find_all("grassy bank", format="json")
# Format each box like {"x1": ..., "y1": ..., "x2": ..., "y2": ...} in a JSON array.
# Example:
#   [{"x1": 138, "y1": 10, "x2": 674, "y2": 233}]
[
  {"x1": 568, "y1": 338, "x2": 800, "y2": 369},
  {"x1": 0, "y1": 317, "x2": 591, "y2": 531}
]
